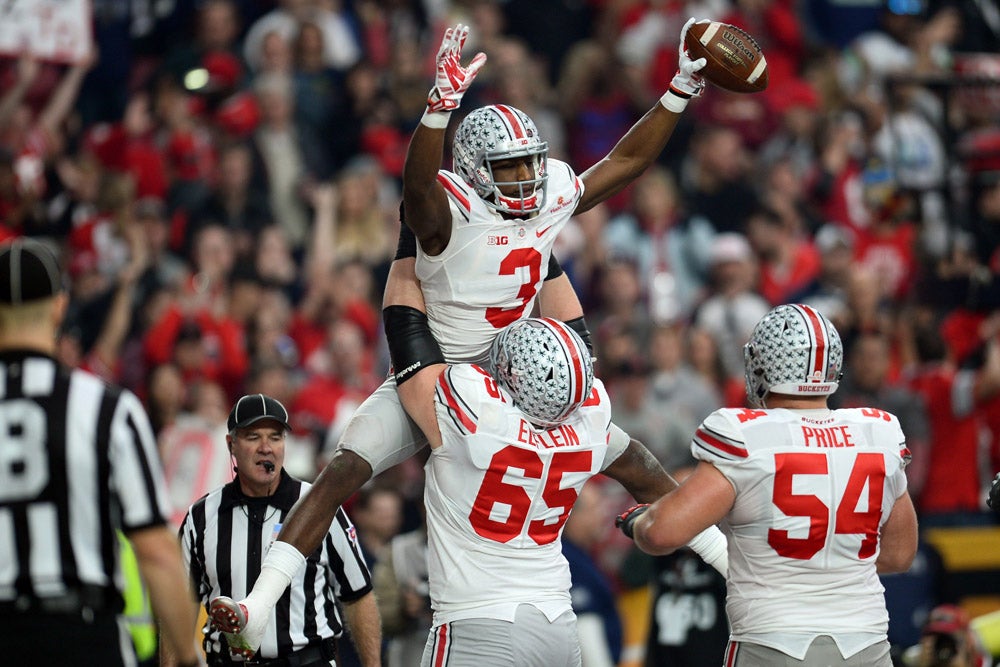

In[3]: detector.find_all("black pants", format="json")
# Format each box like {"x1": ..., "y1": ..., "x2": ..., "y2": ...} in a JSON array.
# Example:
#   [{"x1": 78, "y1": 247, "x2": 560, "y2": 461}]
[{"x1": 2, "y1": 610, "x2": 135, "y2": 666}]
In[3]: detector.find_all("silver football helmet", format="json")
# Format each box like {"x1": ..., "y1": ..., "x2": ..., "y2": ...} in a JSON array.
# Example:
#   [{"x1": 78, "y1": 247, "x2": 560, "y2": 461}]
[
  {"x1": 743, "y1": 304, "x2": 843, "y2": 407},
  {"x1": 489, "y1": 318, "x2": 594, "y2": 428},
  {"x1": 452, "y1": 104, "x2": 548, "y2": 216}
]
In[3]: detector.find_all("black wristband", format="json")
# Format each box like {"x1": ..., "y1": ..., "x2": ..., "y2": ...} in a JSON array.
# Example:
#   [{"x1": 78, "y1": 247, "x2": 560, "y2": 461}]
[
  {"x1": 563, "y1": 315, "x2": 594, "y2": 356},
  {"x1": 383, "y1": 305, "x2": 445, "y2": 384}
]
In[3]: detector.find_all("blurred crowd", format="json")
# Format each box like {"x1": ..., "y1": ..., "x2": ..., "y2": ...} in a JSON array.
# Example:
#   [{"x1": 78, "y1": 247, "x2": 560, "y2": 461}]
[{"x1": 2, "y1": 0, "x2": 1000, "y2": 663}]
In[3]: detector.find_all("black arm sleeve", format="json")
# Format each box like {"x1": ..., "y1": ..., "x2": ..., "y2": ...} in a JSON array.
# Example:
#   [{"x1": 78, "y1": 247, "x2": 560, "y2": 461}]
[
  {"x1": 545, "y1": 254, "x2": 564, "y2": 281},
  {"x1": 394, "y1": 202, "x2": 417, "y2": 260},
  {"x1": 383, "y1": 305, "x2": 445, "y2": 384}
]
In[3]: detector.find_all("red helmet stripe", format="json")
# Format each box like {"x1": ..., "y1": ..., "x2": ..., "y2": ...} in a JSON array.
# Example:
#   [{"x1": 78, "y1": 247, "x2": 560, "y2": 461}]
[
  {"x1": 540, "y1": 317, "x2": 585, "y2": 406},
  {"x1": 797, "y1": 304, "x2": 827, "y2": 380},
  {"x1": 493, "y1": 104, "x2": 525, "y2": 140}
]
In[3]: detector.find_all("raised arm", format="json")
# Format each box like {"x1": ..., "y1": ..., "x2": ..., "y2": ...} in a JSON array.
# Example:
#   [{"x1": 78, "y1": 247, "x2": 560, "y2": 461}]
[
  {"x1": 0, "y1": 53, "x2": 39, "y2": 130},
  {"x1": 576, "y1": 19, "x2": 705, "y2": 214},
  {"x1": 402, "y1": 25, "x2": 486, "y2": 255}
]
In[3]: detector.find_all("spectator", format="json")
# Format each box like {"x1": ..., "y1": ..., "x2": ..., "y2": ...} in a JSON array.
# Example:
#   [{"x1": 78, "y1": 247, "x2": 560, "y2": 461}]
[
  {"x1": 745, "y1": 204, "x2": 822, "y2": 306},
  {"x1": 189, "y1": 141, "x2": 273, "y2": 261},
  {"x1": 905, "y1": 324, "x2": 1000, "y2": 524},
  {"x1": 693, "y1": 232, "x2": 771, "y2": 383},
  {"x1": 372, "y1": 510, "x2": 432, "y2": 667},
  {"x1": 251, "y1": 71, "x2": 332, "y2": 248},
  {"x1": 679, "y1": 124, "x2": 758, "y2": 234},
  {"x1": 563, "y1": 483, "x2": 625, "y2": 667},
  {"x1": 603, "y1": 165, "x2": 716, "y2": 322},
  {"x1": 796, "y1": 222, "x2": 857, "y2": 323},
  {"x1": 907, "y1": 603, "x2": 992, "y2": 667}
]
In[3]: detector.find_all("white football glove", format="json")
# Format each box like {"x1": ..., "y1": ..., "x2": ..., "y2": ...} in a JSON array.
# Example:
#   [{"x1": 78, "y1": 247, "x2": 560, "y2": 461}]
[
  {"x1": 427, "y1": 24, "x2": 487, "y2": 113},
  {"x1": 669, "y1": 18, "x2": 708, "y2": 99}
]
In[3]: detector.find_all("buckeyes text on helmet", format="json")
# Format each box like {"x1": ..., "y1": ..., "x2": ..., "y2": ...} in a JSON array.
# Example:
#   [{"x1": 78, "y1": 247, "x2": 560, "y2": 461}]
[
  {"x1": 453, "y1": 105, "x2": 549, "y2": 216},
  {"x1": 743, "y1": 303, "x2": 844, "y2": 408},
  {"x1": 489, "y1": 317, "x2": 594, "y2": 428}
]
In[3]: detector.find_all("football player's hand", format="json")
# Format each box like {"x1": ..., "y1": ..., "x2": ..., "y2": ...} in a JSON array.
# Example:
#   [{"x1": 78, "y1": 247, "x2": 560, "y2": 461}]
[
  {"x1": 670, "y1": 18, "x2": 707, "y2": 98},
  {"x1": 615, "y1": 503, "x2": 650, "y2": 540},
  {"x1": 427, "y1": 24, "x2": 487, "y2": 113},
  {"x1": 989, "y1": 472, "x2": 1000, "y2": 514}
]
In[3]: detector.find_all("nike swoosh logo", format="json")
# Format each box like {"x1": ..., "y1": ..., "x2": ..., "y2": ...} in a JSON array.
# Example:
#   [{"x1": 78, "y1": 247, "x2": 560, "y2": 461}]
[{"x1": 536, "y1": 225, "x2": 553, "y2": 238}]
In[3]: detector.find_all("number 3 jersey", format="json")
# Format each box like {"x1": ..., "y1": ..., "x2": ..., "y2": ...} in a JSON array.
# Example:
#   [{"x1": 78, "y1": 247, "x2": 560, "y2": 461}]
[
  {"x1": 692, "y1": 406, "x2": 910, "y2": 660},
  {"x1": 416, "y1": 160, "x2": 583, "y2": 366},
  {"x1": 423, "y1": 364, "x2": 612, "y2": 626}
]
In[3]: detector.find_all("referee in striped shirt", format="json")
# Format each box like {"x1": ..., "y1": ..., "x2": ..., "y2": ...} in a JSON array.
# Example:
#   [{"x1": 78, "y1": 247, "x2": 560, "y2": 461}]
[
  {"x1": 0, "y1": 239, "x2": 201, "y2": 666},
  {"x1": 180, "y1": 394, "x2": 381, "y2": 666}
]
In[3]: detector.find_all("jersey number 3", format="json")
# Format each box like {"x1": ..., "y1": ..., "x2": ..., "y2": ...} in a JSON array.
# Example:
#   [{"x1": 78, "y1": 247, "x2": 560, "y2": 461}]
[
  {"x1": 485, "y1": 249, "x2": 542, "y2": 329},
  {"x1": 470, "y1": 446, "x2": 591, "y2": 545},
  {"x1": 768, "y1": 452, "x2": 885, "y2": 560}
]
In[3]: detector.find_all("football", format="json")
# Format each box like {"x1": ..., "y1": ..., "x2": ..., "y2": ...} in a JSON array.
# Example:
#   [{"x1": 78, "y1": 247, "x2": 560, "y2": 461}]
[{"x1": 684, "y1": 20, "x2": 768, "y2": 94}]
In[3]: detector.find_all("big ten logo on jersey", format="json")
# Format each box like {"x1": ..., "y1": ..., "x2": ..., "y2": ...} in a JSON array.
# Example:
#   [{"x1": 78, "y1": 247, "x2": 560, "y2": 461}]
[
  {"x1": 654, "y1": 558, "x2": 721, "y2": 646},
  {"x1": 487, "y1": 234, "x2": 509, "y2": 246}
]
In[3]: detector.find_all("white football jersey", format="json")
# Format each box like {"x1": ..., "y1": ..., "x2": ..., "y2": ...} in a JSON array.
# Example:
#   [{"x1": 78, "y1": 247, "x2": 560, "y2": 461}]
[
  {"x1": 692, "y1": 406, "x2": 910, "y2": 660},
  {"x1": 423, "y1": 364, "x2": 611, "y2": 625},
  {"x1": 416, "y1": 160, "x2": 584, "y2": 365}
]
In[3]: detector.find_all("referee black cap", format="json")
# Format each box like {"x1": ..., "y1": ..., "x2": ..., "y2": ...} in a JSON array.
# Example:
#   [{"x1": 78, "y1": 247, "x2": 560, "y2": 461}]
[
  {"x1": 0, "y1": 239, "x2": 62, "y2": 305},
  {"x1": 228, "y1": 394, "x2": 291, "y2": 432}
]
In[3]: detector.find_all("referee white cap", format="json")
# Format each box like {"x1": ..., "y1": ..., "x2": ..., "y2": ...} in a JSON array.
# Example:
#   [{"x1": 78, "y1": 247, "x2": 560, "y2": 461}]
[
  {"x1": 0, "y1": 239, "x2": 62, "y2": 305},
  {"x1": 227, "y1": 393, "x2": 291, "y2": 432}
]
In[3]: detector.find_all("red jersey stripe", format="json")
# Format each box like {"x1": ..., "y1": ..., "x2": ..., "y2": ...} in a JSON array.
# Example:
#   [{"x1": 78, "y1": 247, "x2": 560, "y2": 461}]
[
  {"x1": 437, "y1": 371, "x2": 477, "y2": 434},
  {"x1": 437, "y1": 173, "x2": 470, "y2": 211},
  {"x1": 695, "y1": 427, "x2": 749, "y2": 458}
]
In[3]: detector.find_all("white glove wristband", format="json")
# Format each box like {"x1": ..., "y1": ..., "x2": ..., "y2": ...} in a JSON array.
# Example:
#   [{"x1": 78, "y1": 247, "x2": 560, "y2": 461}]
[
  {"x1": 247, "y1": 540, "x2": 306, "y2": 608},
  {"x1": 686, "y1": 524, "x2": 729, "y2": 577},
  {"x1": 659, "y1": 89, "x2": 691, "y2": 114},
  {"x1": 420, "y1": 108, "x2": 452, "y2": 129}
]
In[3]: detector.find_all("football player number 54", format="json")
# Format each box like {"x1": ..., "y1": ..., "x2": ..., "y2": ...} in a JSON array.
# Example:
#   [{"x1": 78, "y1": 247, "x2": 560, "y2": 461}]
[{"x1": 768, "y1": 452, "x2": 885, "y2": 561}]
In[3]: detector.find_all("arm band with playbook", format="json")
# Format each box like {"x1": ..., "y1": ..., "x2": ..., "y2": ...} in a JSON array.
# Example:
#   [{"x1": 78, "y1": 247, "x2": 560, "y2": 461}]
[{"x1": 383, "y1": 305, "x2": 445, "y2": 385}]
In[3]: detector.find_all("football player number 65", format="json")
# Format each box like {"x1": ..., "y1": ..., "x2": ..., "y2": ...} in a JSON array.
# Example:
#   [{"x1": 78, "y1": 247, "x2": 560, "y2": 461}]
[
  {"x1": 768, "y1": 452, "x2": 886, "y2": 561},
  {"x1": 470, "y1": 446, "x2": 592, "y2": 545}
]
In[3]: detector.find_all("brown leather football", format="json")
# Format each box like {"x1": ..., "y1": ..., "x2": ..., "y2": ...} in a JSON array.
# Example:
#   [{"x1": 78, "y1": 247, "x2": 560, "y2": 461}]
[{"x1": 684, "y1": 20, "x2": 769, "y2": 94}]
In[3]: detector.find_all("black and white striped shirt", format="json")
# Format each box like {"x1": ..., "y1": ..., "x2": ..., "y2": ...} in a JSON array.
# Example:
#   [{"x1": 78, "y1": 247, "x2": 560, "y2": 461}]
[
  {"x1": 0, "y1": 350, "x2": 171, "y2": 610},
  {"x1": 180, "y1": 471, "x2": 372, "y2": 659}
]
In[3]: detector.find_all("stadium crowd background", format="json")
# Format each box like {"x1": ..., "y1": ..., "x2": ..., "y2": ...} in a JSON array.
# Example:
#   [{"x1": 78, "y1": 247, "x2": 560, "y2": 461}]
[{"x1": 1, "y1": 0, "x2": 999, "y2": 664}]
